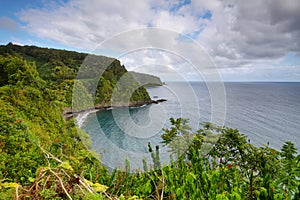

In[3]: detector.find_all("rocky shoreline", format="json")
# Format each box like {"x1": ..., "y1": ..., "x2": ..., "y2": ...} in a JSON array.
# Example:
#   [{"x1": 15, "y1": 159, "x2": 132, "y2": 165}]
[{"x1": 63, "y1": 99, "x2": 167, "y2": 120}]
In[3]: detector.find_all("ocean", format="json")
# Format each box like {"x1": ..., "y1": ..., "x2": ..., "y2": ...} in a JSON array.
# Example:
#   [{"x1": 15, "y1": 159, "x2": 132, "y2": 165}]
[{"x1": 78, "y1": 82, "x2": 300, "y2": 170}]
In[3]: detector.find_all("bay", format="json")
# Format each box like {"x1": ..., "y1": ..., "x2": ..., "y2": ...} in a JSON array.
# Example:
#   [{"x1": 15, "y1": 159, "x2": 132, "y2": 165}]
[{"x1": 79, "y1": 82, "x2": 300, "y2": 170}]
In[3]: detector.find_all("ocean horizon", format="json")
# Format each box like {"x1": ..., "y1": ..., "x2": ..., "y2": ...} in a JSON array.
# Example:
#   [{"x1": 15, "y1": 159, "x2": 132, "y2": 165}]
[{"x1": 78, "y1": 81, "x2": 300, "y2": 170}]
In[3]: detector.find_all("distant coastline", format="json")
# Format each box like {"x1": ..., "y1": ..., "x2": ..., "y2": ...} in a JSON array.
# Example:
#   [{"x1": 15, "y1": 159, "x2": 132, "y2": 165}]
[{"x1": 64, "y1": 98, "x2": 167, "y2": 122}]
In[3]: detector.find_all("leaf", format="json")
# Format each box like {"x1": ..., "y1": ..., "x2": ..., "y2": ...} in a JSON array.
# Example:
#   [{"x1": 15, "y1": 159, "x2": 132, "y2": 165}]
[
  {"x1": 119, "y1": 194, "x2": 125, "y2": 200},
  {"x1": 28, "y1": 177, "x2": 35, "y2": 183},
  {"x1": 176, "y1": 187, "x2": 183, "y2": 197},
  {"x1": 59, "y1": 161, "x2": 73, "y2": 171},
  {"x1": 144, "y1": 180, "x2": 152, "y2": 194},
  {"x1": 186, "y1": 172, "x2": 196, "y2": 183},
  {"x1": 0, "y1": 182, "x2": 20, "y2": 189},
  {"x1": 128, "y1": 195, "x2": 141, "y2": 200},
  {"x1": 92, "y1": 183, "x2": 109, "y2": 192}
]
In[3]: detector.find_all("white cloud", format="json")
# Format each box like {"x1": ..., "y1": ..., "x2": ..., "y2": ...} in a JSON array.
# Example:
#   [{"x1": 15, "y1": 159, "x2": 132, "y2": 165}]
[
  {"x1": 197, "y1": 0, "x2": 300, "y2": 66},
  {"x1": 20, "y1": 0, "x2": 156, "y2": 49},
  {"x1": 151, "y1": 10, "x2": 203, "y2": 35},
  {"x1": 17, "y1": 0, "x2": 300, "y2": 81},
  {"x1": 119, "y1": 48, "x2": 195, "y2": 81}
]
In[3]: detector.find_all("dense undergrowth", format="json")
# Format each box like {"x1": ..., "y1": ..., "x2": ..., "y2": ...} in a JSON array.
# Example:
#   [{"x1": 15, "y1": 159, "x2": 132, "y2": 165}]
[
  {"x1": 0, "y1": 46, "x2": 299, "y2": 199},
  {"x1": 0, "y1": 56, "x2": 109, "y2": 199}
]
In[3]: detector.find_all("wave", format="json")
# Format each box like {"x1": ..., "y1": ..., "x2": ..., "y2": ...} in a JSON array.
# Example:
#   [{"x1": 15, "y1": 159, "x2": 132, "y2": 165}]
[
  {"x1": 76, "y1": 109, "x2": 98, "y2": 128},
  {"x1": 76, "y1": 104, "x2": 149, "y2": 128},
  {"x1": 129, "y1": 104, "x2": 147, "y2": 109}
]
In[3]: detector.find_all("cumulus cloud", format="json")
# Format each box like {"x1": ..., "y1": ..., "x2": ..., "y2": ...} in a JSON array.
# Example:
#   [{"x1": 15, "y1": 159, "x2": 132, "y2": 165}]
[
  {"x1": 19, "y1": 0, "x2": 210, "y2": 49},
  {"x1": 198, "y1": 0, "x2": 300, "y2": 66},
  {"x1": 17, "y1": 0, "x2": 300, "y2": 80},
  {"x1": 19, "y1": 0, "x2": 153, "y2": 49},
  {"x1": 104, "y1": 32, "x2": 213, "y2": 81},
  {"x1": 120, "y1": 49, "x2": 192, "y2": 81}
]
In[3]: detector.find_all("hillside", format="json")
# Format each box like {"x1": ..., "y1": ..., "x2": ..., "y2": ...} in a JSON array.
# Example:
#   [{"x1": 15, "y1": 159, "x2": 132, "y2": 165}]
[
  {"x1": 0, "y1": 55, "x2": 110, "y2": 198},
  {"x1": 0, "y1": 43, "x2": 160, "y2": 198},
  {"x1": 129, "y1": 71, "x2": 163, "y2": 86},
  {"x1": 0, "y1": 43, "x2": 154, "y2": 110},
  {"x1": 0, "y1": 43, "x2": 299, "y2": 199}
]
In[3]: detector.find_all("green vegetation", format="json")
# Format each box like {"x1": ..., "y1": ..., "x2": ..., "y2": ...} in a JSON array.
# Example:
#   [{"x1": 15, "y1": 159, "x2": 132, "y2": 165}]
[
  {"x1": 0, "y1": 43, "x2": 299, "y2": 199},
  {"x1": 0, "y1": 43, "x2": 152, "y2": 109},
  {"x1": 129, "y1": 71, "x2": 163, "y2": 87},
  {"x1": 0, "y1": 55, "x2": 109, "y2": 199}
]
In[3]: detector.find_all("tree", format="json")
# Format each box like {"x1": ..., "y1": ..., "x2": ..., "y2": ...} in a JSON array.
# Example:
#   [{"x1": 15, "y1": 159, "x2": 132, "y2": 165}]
[
  {"x1": 0, "y1": 56, "x2": 44, "y2": 87},
  {"x1": 161, "y1": 118, "x2": 196, "y2": 160},
  {"x1": 277, "y1": 141, "x2": 300, "y2": 199}
]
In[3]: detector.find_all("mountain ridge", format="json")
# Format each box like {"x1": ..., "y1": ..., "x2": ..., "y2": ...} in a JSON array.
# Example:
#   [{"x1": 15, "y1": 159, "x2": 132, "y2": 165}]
[{"x1": 0, "y1": 43, "x2": 164, "y2": 111}]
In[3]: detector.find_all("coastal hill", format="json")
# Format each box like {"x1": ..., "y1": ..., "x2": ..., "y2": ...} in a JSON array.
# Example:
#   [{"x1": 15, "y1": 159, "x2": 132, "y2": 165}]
[
  {"x1": 0, "y1": 43, "x2": 163, "y2": 110},
  {"x1": 1, "y1": 43, "x2": 297, "y2": 199},
  {"x1": 0, "y1": 43, "x2": 164, "y2": 197},
  {"x1": 129, "y1": 71, "x2": 163, "y2": 86}
]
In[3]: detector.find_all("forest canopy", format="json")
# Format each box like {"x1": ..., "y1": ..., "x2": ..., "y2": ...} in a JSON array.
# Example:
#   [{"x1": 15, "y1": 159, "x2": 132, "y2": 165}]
[{"x1": 0, "y1": 43, "x2": 156, "y2": 108}]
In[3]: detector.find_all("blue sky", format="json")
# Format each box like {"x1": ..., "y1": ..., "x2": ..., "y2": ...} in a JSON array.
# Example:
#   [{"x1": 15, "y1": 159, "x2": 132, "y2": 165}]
[{"x1": 0, "y1": 0, "x2": 300, "y2": 81}]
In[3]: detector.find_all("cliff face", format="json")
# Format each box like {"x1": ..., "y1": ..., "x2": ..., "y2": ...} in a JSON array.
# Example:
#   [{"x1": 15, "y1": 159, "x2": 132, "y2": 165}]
[
  {"x1": 129, "y1": 71, "x2": 163, "y2": 86},
  {"x1": 0, "y1": 43, "x2": 152, "y2": 110}
]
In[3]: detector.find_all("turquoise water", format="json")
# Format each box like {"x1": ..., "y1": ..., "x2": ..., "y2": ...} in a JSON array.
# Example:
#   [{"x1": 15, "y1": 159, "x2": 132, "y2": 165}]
[{"x1": 79, "y1": 82, "x2": 300, "y2": 170}]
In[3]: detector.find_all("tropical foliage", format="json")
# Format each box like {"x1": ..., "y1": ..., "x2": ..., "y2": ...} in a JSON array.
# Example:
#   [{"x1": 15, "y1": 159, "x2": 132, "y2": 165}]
[
  {"x1": 0, "y1": 43, "x2": 152, "y2": 108},
  {"x1": 0, "y1": 44, "x2": 299, "y2": 199}
]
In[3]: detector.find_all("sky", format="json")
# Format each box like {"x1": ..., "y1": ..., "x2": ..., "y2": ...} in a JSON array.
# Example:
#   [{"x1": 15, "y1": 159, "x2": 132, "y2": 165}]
[{"x1": 0, "y1": 0, "x2": 300, "y2": 81}]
